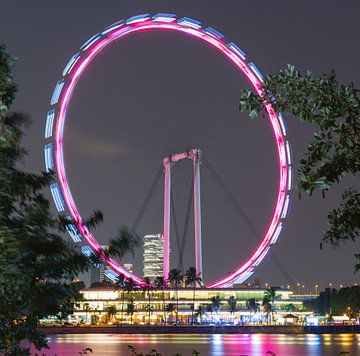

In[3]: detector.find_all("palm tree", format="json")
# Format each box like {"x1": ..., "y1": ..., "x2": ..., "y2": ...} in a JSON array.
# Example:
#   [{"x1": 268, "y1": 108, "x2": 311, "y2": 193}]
[
  {"x1": 262, "y1": 297, "x2": 273, "y2": 324},
  {"x1": 285, "y1": 303, "x2": 297, "y2": 312},
  {"x1": 195, "y1": 305, "x2": 205, "y2": 324},
  {"x1": 105, "y1": 304, "x2": 117, "y2": 324},
  {"x1": 185, "y1": 267, "x2": 202, "y2": 325},
  {"x1": 126, "y1": 297, "x2": 135, "y2": 325},
  {"x1": 114, "y1": 273, "x2": 126, "y2": 326},
  {"x1": 264, "y1": 286, "x2": 281, "y2": 303},
  {"x1": 168, "y1": 268, "x2": 183, "y2": 324},
  {"x1": 227, "y1": 296, "x2": 237, "y2": 323},
  {"x1": 246, "y1": 298, "x2": 259, "y2": 323},
  {"x1": 166, "y1": 303, "x2": 175, "y2": 324},
  {"x1": 155, "y1": 276, "x2": 167, "y2": 325},
  {"x1": 210, "y1": 296, "x2": 221, "y2": 321},
  {"x1": 83, "y1": 302, "x2": 91, "y2": 324},
  {"x1": 264, "y1": 287, "x2": 281, "y2": 323},
  {"x1": 142, "y1": 277, "x2": 155, "y2": 326}
]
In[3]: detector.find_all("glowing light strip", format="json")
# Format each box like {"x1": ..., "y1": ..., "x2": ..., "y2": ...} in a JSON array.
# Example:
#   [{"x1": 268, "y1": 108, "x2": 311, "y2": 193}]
[
  {"x1": 248, "y1": 62, "x2": 264, "y2": 82},
  {"x1": 80, "y1": 33, "x2": 101, "y2": 51},
  {"x1": 278, "y1": 113, "x2": 287, "y2": 136},
  {"x1": 50, "y1": 183, "x2": 65, "y2": 212},
  {"x1": 65, "y1": 223, "x2": 82, "y2": 243},
  {"x1": 45, "y1": 109, "x2": 55, "y2": 138},
  {"x1": 286, "y1": 141, "x2": 292, "y2": 165},
  {"x1": 62, "y1": 53, "x2": 80, "y2": 76},
  {"x1": 81, "y1": 245, "x2": 93, "y2": 257},
  {"x1": 227, "y1": 42, "x2": 246, "y2": 60},
  {"x1": 102, "y1": 20, "x2": 125, "y2": 35},
  {"x1": 270, "y1": 223, "x2": 283, "y2": 244},
  {"x1": 104, "y1": 269, "x2": 119, "y2": 282},
  {"x1": 288, "y1": 166, "x2": 292, "y2": 191},
  {"x1": 178, "y1": 17, "x2": 202, "y2": 29},
  {"x1": 281, "y1": 195, "x2": 290, "y2": 219},
  {"x1": 153, "y1": 13, "x2": 176, "y2": 23},
  {"x1": 234, "y1": 270, "x2": 254, "y2": 284},
  {"x1": 204, "y1": 27, "x2": 225, "y2": 40},
  {"x1": 49, "y1": 15, "x2": 291, "y2": 288},
  {"x1": 126, "y1": 14, "x2": 151, "y2": 25},
  {"x1": 50, "y1": 80, "x2": 65, "y2": 105},
  {"x1": 44, "y1": 143, "x2": 54, "y2": 172},
  {"x1": 253, "y1": 247, "x2": 270, "y2": 267}
]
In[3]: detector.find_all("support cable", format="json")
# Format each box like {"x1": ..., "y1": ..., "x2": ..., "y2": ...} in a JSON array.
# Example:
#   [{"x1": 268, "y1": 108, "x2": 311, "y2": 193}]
[
  {"x1": 202, "y1": 155, "x2": 296, "y2": 287},
  {"x1": 131, "y1": 165, "x2": 163, "y2": 233},
  {"x1": 179, "y1": 177, "x2": 194, "y2": 272},
  {"x1": 170, "y1": 188, "x2": 182, "y2": 272}
]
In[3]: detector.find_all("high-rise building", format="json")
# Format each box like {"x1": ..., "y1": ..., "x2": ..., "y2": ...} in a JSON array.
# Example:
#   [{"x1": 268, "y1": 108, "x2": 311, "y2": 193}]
[
  {"x1": 89, "y1": 245, "x2": 112, "y2": 285},
  {"x1": 124, "y1": 263, "x2": 133, "y2": 273},
  {"x1": 143, "y1": 234, "x2": 164, "y2": 280}
]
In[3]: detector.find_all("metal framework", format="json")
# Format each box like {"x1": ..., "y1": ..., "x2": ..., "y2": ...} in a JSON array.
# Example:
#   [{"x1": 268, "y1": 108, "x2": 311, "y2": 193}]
[
  {"x1": 44, "y1": 13, "x2": 292, "y2": 288},
  {"x1": 163, "y1": 148, "x2": 203, "y2": 280}
]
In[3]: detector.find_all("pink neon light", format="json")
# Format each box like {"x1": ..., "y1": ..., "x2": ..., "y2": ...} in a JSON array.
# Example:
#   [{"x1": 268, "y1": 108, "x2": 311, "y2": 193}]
[{"x1": 51, "y1": 17, "x2": 290, "y2": 288}]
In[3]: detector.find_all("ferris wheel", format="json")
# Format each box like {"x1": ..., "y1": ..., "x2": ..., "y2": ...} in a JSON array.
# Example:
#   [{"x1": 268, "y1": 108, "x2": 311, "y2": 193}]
[{"x1": 44, "y1": 13, "x2": 292, "y2": 288}]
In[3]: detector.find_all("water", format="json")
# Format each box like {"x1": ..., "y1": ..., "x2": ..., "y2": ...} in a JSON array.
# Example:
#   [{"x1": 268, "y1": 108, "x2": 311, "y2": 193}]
[{"x1": 32, "y1": 333, "x2": 360, "y2": 355}]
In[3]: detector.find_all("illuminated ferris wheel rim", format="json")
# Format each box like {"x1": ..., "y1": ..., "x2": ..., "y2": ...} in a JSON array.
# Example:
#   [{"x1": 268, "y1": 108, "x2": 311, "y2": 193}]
[{"x1": 44, "y1": 13, "x2": 292, "y2": 288}]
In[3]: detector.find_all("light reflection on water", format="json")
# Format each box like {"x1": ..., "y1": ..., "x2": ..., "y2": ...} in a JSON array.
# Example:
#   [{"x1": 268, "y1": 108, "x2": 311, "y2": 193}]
[{"x1": 34, "y1": 333, "x2": 360, "y2": 355}]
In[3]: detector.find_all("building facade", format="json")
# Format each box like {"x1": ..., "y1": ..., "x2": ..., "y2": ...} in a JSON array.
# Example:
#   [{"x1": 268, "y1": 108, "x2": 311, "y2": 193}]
[
  {"x1": 143, "y1": 234, "x2": 164, "y2": 280},
  {"x1": 74, "y1": 287, "x2": 312, "y2": 325},
  {"x1": 89, "y1": 245, "x2": 112, "y2": 285}
]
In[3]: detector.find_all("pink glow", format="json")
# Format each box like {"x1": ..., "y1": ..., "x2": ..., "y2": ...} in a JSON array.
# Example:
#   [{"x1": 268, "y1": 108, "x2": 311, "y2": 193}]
[{"x1": 50, "y1": 16, "x2": 291, "y2": 287}]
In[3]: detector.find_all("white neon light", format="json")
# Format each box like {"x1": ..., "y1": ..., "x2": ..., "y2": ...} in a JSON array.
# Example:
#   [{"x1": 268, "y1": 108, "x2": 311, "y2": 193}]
[
  {"x1": 50, "y1": 80, "x2": 65, "y2": 105},
  {"x1": 270, "y1": 223, "x2": 283, "y2": 244},
  {"x1": 288, "y1": 166, "x2": 292, "y2": 191},
  {"x1": 50, "y1": 183, "x2": 65, "y2": 212},
  {"x1": 178, "y1": 17, "x2": 202, "y2": 29},
  {"x1": 104, "y1": 269, "x2": 119, "y2": 282},
  {"x1": 80, "y1": 33, "x2": 102, "y2": 51},
  {"x1": 152, "y1": 13, "x2": 176, "y2": 23},
  {"x1": 62, "y1": 53, "x2": 80, "y2": 76},
  {"x1": 126, "y1": 14, "x2": 151, "y2": 25},
  {"x1": 65, "y1": 223, "x2": 81, "y2": 243},
  {"x1": 102, "y1": 20, "x2": 125, "y2": 35},
  {"x1": 204, "y1": 27, "x2": 224, "y2": 40},
  {"x1": 44, "y1": 143, "x2": 54, "y2": 172},
  {"x1": 278, "y1": 113, "x2": 287, "y2": 136},
  {"x1": 286, "y1": 141, "x2": 292, "y2": 165},
  {"x1": 45, "y1": 109, "x2": 55, "y2": 138},
  {"x1": 81, "y1": 245, "x2": 93, "y2": 257},
  {"x1": 253, "y1": 247, "x2": 270, "y2": 267},
  {"x1": 227, "y1": 42, "x2": 246, "y2": 60},
  {"x1": 281, "y1": 194, "x2": 290, "y2": 219},
  {"x1": 234, "y1": 270, "x2": 254, "y2": 284},
  {"x1": 248, "y1": 62, "x2": 264, "y2": 83}
]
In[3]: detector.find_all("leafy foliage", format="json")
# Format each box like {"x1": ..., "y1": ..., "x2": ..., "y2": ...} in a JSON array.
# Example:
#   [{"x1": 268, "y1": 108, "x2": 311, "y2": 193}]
[
  {"x1": 304, "y1": 286, "x2": 360, "y2": 316},
  {"x1": 0, "y1": 43, "x2": 136, "y2": 355},
  {"x1": 240, "y1": 64, "x2": 360, "y2": 265},
  {"x1": 0, "y1": 43, "x2": 93, "y2": 355}
]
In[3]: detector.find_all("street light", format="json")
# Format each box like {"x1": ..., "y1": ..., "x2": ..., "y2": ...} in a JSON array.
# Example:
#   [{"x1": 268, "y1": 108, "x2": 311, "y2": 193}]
[{"x1": 315, "y1": 284, "x2": 319, "y2": 295}]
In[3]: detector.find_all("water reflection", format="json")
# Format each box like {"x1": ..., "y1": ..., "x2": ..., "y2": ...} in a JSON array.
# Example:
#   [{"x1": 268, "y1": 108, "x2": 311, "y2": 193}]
[{"x1": 34, "y1": 333, "x2": 360, "y2": 355}]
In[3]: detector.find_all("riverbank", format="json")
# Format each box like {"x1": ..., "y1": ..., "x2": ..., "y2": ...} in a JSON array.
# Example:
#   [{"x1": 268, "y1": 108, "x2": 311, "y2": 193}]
[{"x1": 38, "y1": 325, "x2": 360, "y2": 335}]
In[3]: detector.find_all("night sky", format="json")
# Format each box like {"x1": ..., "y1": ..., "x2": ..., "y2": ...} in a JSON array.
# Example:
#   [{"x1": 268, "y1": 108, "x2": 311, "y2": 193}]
[{"x1": 1, "y1": 1, "x2": 359, "y2": 291}]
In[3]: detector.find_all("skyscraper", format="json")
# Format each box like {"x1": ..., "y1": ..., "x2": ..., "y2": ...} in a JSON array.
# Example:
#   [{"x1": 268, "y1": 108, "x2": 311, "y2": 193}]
[
  {"x1": 143, "y1": 234, "x2": 164, "y2": 280},
  {"x1": 89, "y1": 245, "x2": 112, "y2": 285}
]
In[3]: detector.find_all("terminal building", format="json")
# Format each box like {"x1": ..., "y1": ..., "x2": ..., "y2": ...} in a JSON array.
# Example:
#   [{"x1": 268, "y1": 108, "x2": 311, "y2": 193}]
[
  {"x1": 143, "y1": 234, "x2": 164, "y2": 280},
  {"x1": 73, "y1": 286, "x2": 314, "y2": 325}
]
